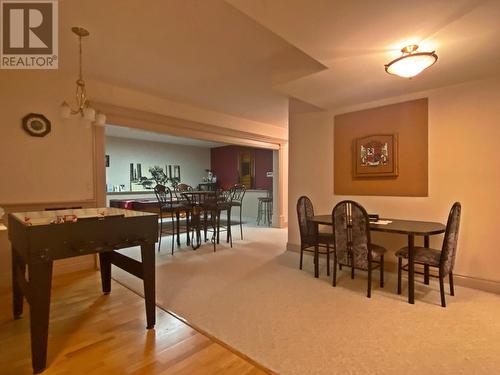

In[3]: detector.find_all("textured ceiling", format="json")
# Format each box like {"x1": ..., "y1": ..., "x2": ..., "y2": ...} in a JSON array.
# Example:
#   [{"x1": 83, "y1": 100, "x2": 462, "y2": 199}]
[
  {"x1": 229, "y1": 0, "x2": 500, "y2": 110},
  {"x1": 59, "y1": 0, "x2": 500, "y2": 127},
  {"x1": 59, "y1": 0, "x2": 324, "y2": 127}
]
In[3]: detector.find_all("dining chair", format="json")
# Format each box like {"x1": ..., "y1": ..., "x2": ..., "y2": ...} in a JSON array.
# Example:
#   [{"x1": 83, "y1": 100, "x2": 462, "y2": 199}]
[
  {"x1": 331, "y1": 200, "x2": 386, "y2": 298},
  {"x1": 257, "y1": 190, "x2": 273, "y2": 226},
  {"x1": 173, "y1": 183, "x2": 193, "y2": 201},
  {"x1": 214, "y1": 189, "x2": 233, "y2": 247},
  {"x1": 395, "y1": 202, "x2": 461, "y2": 307},
  {"x1": 229, "y1": 184, "x2": 246, "y2": 240},
  {"x1": 176, "y1": 183, "x2": 193, "y2": 192},
  {"x1": 296, "y1": 196, "x2": 335, "y2": 276},
  {"x1": 154, "y1": 184, "x2": 185, "y2": 254}
]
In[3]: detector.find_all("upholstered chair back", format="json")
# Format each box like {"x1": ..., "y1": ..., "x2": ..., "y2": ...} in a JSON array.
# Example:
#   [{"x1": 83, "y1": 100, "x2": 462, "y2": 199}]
[
  {"x1": 440, "y1": 202, "x2": 462, "y2": 275},
  {"x1": 296, "y1": 196, "x2": 316, "y2": 249},
  {"x1": 332, "y1": 200, "x2": 372, "y2": 270}
]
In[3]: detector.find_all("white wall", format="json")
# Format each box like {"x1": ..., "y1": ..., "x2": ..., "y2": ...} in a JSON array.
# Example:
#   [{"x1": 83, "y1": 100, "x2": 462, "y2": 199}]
[
  {"x1": 288, "y1": 77, "x2": 500, "y2": 283},
  {"x1": 105, "y1": 136, "x2": 210, "y2": 190}
]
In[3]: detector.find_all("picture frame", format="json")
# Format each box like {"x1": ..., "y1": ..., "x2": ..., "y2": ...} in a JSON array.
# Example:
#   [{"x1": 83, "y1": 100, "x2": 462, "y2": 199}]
[
  {"x1": 174, "y1": 165, "x2": 181, "y2": 180},
  {"x1": 353, "y1": 133, "x2": 399, "y2": 178}
]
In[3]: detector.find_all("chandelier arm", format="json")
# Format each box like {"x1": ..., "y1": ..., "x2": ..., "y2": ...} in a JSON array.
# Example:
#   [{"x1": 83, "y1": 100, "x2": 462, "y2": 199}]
[{"x1": 78, "y1": 34, "x2": 83, "y2": 82}]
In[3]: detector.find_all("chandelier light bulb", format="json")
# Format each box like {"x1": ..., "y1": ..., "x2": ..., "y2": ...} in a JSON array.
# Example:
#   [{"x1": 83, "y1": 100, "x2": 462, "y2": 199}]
[
  {"x1": 59, "y1": 101, "x2": 71, "y2": 119},
  {"x1": 95, "y1": 112, "x2": 107, "y2": 126},
  {"x1": 83, "y1": 106, "x2": 96, "y2": 121}
]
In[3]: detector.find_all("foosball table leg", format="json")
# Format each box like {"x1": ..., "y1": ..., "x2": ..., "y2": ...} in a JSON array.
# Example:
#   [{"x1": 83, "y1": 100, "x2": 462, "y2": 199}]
[
  {"x1": 99, "y1": 252, "x2": 112, "y2": 295},
  {"x1": 140, "y1": 243, "x2": 156, "y2": 329}
]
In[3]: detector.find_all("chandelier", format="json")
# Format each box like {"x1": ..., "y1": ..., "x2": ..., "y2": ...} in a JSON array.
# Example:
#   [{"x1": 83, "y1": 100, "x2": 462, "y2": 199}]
[
  {"x1": 60, "y1": 27, "x2": 106, "y2": 126},
  {"x1": 385, "y1": 45, "x2": 438, "y2": 79}
]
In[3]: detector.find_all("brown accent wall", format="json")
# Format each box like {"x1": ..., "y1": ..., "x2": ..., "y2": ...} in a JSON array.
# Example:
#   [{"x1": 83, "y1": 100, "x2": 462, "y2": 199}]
[{"x1": 334, "y1": 98, "x2": 428, "y2": 196}]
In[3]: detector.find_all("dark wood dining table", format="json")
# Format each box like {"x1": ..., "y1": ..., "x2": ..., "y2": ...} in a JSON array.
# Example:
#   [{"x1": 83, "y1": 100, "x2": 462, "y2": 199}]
[{"x1": 309, "y1": 215, "x2": 446, "y2": 304}]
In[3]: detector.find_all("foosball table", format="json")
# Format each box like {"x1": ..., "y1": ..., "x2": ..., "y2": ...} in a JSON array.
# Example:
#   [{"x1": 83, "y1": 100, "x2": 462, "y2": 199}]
[{"x1": 8, "y1": 208, "x2": 158, "y2": 373}]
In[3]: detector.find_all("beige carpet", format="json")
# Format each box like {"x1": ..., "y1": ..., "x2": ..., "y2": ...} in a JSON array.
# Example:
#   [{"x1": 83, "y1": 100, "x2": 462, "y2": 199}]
[{"x1": 113, "y1": 226, "x2": 500, "y2": 375}]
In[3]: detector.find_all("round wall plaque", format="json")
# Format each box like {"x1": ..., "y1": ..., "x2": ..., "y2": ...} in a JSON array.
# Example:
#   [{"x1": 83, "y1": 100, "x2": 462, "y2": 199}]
[{"x1": 22, "y1": 113, "x2": 51, "y2": 137}]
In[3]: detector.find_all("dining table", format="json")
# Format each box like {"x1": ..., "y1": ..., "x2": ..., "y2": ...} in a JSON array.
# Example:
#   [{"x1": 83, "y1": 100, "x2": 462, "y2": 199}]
[
  {"x1": 309, "y1": 215, "x2": 446, "y2": 304},
  {"x1": 181, "y1": 190, "x2": 219, "y2": 250}
]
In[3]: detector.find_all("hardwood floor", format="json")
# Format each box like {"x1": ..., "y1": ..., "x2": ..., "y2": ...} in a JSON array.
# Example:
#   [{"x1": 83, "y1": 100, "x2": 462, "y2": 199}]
[{"x1": 0, "y1": 270, "x2": 269, "y2": 375}]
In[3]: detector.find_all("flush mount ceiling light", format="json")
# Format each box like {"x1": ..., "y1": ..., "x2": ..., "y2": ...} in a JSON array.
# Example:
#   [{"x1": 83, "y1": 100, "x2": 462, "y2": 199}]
[
  {"x1": 385, "y1": 44, "x2": 438, "y2": 78},
  {"x1": 60, "y1": 27, "x2": 106, "y2": 126}
]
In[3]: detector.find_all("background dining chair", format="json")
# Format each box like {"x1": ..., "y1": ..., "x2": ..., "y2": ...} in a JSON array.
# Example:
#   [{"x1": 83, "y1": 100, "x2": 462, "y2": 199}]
[
  {"x1": 229, "y1": 184, "x2": 246, "y2": 239},
  {"x1": 176, "y1": 183, "x2": 193, "y2": 192},
  {"x1": 332, "y1": 200, "x2": 386, "y2": 298},
  {"x1": 154, "y1": 184, "x2": 184, "y2": 254},
  {"x1": 395, "y1": 202, "x2": 461, "y2": 307},
  {"x1": 257, "y1": 190, "x2": 273, "y2": 226},
  {"x1": 296, "y1": 196, "x2": 335, "y2": 276},
  {"x1": 214, "y1": 189, "x2": 233, "y2": 247}
]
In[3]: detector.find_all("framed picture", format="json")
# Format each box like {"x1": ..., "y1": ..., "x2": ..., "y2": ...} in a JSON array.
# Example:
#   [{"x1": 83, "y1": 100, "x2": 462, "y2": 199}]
[
  {"x1": 353, "y1": 134, "x2": 398, "y2": 178},
  {"x1": 174, "y1": 165, "x2": 181, "y2": 180}
]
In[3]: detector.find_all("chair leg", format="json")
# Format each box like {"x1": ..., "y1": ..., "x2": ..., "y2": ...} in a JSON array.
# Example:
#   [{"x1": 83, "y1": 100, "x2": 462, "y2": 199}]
[
  {"x1": 449, "y1": 271, "x2": 455, "y2": 296},
  {"x1": 397, "y1": 257, "x2": 402, "y2": 295},
  {"x1": 339, "y1": 264, "x2": 342, "y2": 270},
  {"x1": 186, "y1": 211, "x2": 191, "y2": 246},
  {"x1": 332, "y1": 253, "x2": 337, "y2": 287},
  {"x1": 267, "y1": 201, "x2": 271, "y2": 227},
  {"x1": 299, "y1": 247, "x2": 304, "y2": 270},
  {"x1": 158, "y1": 214, "x2": 162, "y2": 252},
  {"x1": 216, "y1": 211, "x2": 221, "y2": 244},
  {"x1": 228, "y1": 209, "x2": 233, "y2": 248},
  {"x1": 326, "y1": 244, "x2": 330, "y2": 277},
  {"x1": 204, "y1": 212, "x2": 208, "y2": 241},
  {"x1": 367, "y1": 263, "x2": 372, "y2": 298},
  {"x1": 171, "y1": 215, "x2": 175, "y2": 255},
  {"x1": 424, "y1": 264, "x2": 430, "y2": 285},
  {"x1": 226, "y1": 208, "x2": 231, "y2": 245},
  {"x1": 239, "y1": 206, "x2": 243, "y2": 240},
  {"x1": 176, "y1": 211, "x2": 181, "y2": 246},
  {"x1": 439, "y1": 275, "x2": 446, "y2": 307},
  {"x1": 257, "y1": 201, "x2": 261, "y2": 225},
  {"x1": 379, "y1": 255, "x2": 384, "y2": 288}
]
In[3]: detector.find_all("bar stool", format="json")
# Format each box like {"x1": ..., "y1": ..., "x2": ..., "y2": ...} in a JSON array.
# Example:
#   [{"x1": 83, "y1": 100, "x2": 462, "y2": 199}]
[
  {"x1": 257, "y1": 191, "x2": 272, "y2": 226},
  {"x1": 229, "y1": 184, "x2": 246, "y2": 239}
]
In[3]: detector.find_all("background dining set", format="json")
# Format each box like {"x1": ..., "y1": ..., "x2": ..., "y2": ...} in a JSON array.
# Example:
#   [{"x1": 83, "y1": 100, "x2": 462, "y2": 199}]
[
  {"x1": 297, "y1": 196, "x2": 461, "y2": 307},
  {"x1": 154, "y1": 183, "x2": 246, "y2": 253}
]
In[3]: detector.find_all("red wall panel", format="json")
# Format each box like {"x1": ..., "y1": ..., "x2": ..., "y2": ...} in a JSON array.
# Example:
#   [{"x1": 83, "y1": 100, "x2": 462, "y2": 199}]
[
  {"x1": 254, "y1": 148, "x2": 273, "y2": 191},
  {"x1": 210, "y1": 146, "x2": 273, "y2": 191}
]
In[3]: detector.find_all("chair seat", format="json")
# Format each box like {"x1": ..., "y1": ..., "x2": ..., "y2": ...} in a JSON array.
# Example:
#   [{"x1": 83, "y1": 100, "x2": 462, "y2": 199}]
[
  {"x1": 216, "y1": 202, "x2": 232, "y2": 210},
  {"x1": 318, "y1": 232, "x2": 334, "y2": 244},
  {"x1": 161, "y1": 203, "x2": 185, "y2": 212},
  {"x1": 395, "y1": 246, "x2": 441, "y2": 266},
  {"x1": 229, "y1": 201, "x2": 242, "y2": 207},
  {"x1": 371, "y1": 243, "x2": 387, "y2": 258}
]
